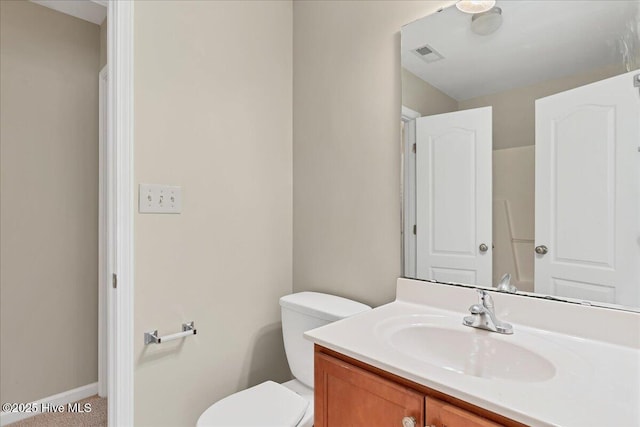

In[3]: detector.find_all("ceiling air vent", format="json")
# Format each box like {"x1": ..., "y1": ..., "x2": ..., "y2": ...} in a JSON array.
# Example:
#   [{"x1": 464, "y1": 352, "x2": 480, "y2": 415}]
[{"x1": 412, "y1": 44, "x2": 443, "y2": 64}]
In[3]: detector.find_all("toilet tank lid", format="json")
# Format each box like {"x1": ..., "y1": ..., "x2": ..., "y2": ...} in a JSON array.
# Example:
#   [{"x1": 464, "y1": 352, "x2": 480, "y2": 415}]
[{"x1": 280, "y1": 292, "x2": 371, "y2": 322}]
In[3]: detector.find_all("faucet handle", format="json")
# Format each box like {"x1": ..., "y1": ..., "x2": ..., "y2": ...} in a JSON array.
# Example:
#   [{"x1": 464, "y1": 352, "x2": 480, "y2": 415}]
[
  {"x1": 469, "y1": 303, "x2": 484, "y2": 315},
  {"x1": 476, "y1": 289, "x2": 494, "y2": 310}
]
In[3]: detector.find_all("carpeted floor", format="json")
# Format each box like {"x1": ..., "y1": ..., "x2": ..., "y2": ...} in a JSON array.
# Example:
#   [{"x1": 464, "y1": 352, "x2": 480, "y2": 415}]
[{"x1": 8, "y1": 396, "x2": 106, "y2": 427}]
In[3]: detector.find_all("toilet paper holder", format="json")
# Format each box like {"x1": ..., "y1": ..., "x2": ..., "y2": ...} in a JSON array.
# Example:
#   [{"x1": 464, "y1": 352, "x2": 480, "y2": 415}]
[{"x1": 144, "y1": 321, "x2": 196, "y2": 345}]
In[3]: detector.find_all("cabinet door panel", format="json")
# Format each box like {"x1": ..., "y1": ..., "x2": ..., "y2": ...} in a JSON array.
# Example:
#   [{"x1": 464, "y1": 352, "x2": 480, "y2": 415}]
[
  {"x1": 427, "y1": 397, "x2": 503, "y2": 427},
  {"x1": 315, "y1": 352, "x2": 424, "y2": 427}
]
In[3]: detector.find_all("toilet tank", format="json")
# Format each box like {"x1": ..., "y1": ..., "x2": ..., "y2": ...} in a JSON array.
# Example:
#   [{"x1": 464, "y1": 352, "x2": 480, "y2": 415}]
[{"x1": 279, "y1": 292, "x2": 371, "y2": 388}]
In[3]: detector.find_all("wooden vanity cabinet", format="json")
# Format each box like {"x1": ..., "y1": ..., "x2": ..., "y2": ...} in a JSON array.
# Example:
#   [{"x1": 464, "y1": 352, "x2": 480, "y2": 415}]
[
  {"x1": 314, "y1": 350, "x2": 424, "y2": 426},
  {"x1": 314, "y1": 346, "x2": 524, "y2": 427},
  {"x1": 426, "y1": 397, "x2": 501, "y2": 427}
]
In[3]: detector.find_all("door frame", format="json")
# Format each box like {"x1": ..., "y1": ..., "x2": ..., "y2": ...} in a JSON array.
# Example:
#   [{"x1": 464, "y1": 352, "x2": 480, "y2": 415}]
[
  {"x1": 401, "y1": 106, "x2": 421, "y2": 278},
  {"x1": 106, "y1": 1, "x2": 134, "y2": 425},
  {"x1": 98, "y1": 65, "x2": 108, "y2": 398}
]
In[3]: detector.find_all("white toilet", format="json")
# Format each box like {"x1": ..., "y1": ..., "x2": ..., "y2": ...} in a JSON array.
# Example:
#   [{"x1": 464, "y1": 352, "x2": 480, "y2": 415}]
[{"x1": 196, "y1": 292, "x2": 371, "y2": 427}]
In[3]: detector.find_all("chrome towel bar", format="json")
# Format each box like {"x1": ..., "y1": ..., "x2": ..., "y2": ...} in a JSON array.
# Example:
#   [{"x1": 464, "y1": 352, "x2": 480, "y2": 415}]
[{"x1": 144, "y1": 321, "x2": 196, "y2": 345}]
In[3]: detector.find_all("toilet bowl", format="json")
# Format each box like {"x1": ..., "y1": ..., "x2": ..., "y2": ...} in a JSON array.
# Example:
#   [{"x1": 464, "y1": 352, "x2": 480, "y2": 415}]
[
  {"x1": 196, "y1": 380, "x2": 313, "y2": 427},
  {"x1": 196, "y1": 292, "x2": 371, "y2": 427}
]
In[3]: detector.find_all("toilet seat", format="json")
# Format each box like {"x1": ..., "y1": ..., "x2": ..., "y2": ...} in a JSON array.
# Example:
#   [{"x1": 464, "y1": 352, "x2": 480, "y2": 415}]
[{"x1": 196, "y1": 381, "x2": 309, "y2": 427}]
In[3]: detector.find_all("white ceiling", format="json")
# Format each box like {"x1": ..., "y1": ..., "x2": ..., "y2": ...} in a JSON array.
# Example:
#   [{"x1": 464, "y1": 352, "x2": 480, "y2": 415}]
[
  {"x1": 30, "y1": 0, "x2": 107, "y2": 25},
  {"x1": 402, "y1": 0, "x2": 639, "y2": 101}
]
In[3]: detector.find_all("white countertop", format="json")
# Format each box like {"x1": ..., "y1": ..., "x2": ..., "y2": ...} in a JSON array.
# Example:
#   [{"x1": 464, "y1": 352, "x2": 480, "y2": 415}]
[{"x1": 305, "y1": 279, "x2": 640, "y2": 427}]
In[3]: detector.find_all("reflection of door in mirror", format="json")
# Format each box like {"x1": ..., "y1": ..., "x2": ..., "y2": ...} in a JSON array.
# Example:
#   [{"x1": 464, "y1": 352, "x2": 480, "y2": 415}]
[
  {"x1": 401, "y1": 0, "x2": 640, "y2": 310},
  {"x1": 535, "y1": 71, "x2": 640, "y2": 306},
  {"x1": 402, "y1": 106, "x2": 421, "y2": 278},
  {"x1": 415, "y1": 107, "x2": 492, "y2": 285}
]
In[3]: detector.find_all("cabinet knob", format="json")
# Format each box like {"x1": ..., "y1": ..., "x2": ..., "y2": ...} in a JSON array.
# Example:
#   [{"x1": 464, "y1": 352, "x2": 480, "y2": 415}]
[
  {"x1": 479, "y1": 243, "x2": 489, "y2": 252},
  {"x1": 401, "y1": 416, "x2": 416, "y2": 427}
]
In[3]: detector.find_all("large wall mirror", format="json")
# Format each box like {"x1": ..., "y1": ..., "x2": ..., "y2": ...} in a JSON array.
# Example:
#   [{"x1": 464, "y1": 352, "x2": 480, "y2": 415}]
[{"x1": 401, "y1": 0, "x2": 640, "y2": 312}]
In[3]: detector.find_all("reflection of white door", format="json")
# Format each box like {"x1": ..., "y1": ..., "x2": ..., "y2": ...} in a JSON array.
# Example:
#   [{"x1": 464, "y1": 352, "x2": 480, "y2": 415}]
[
  {"x1": 416, "y1": 107, "x2": 492, "y2": 285},
  {"x1": 535, "y1": 71, "x2": 640, "y2": 306}
]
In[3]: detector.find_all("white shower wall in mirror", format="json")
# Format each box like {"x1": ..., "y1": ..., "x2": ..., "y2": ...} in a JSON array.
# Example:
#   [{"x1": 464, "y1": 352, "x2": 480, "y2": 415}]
[{"x1": 401, "y1": 0, "x2": 640, "y2": 311}]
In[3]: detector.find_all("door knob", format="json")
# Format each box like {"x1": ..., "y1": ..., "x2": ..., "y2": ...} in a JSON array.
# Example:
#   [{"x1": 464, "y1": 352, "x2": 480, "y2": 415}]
[
  {"x1": 401, "y1": 416, "x2": 416, "y2": 427},
  {"x1": 479, "y1": 243, "x2": 489, "y2": 252},
  {"x1": 535, "y1": 245, "x2": 548, "y2": 255}
]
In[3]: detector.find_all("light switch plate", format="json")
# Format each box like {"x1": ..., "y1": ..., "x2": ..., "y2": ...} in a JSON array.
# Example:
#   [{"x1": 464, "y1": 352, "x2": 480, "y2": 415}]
[{"x1": 139, "y1": 184, "x2": 182, "y2": 214}]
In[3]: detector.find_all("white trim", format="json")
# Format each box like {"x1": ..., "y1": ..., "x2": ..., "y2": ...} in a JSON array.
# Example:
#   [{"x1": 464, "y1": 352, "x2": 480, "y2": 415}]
[
  {"x1": 402, "y1": 119, "x2": 417, "y2": 278},
  {"x1": 401, "y1": 105, "x2": 421, "y2": 121},
  {"x1": 98, "y1": 65, "x2": 109, "y2": 398},
  {"x1": 0, "y1": 383, "x2": 98, "y2": 426},
  {"x1": 107, "y1": 1, "x2": 135, "y2": 426},
  {"x1": 401, "y1": 106, "x2": 420, "y2": 278}
]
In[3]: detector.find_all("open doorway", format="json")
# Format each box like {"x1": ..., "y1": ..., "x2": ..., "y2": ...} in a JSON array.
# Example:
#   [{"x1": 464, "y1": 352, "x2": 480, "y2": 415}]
[{"x1": 0, "y1": 1, "x2": 110, "y2": 425}]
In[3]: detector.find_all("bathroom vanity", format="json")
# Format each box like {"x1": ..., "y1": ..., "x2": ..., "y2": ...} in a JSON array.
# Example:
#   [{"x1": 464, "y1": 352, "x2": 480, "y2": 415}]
[
  {"x1": 305, "y1": 279, "x2": 640, "y2": 427},
  {"x1": 314, "y1": 346, "x2": 521, "y2": 427}
]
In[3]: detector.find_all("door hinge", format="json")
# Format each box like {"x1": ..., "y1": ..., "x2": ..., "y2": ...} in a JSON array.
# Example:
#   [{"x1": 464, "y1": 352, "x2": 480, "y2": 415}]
[
  {"x1": 413, "y1": 224, "x2": 417, "y2": 235},
  {"x1": 412, "y1": 143, "x2": 416, "y2": 153},
  {"x1": 634, "y1": 74, "x2": 640, "y2": 95},
  {"x1": 112, "y1": 273, "x2": 118, "y2": 289}
]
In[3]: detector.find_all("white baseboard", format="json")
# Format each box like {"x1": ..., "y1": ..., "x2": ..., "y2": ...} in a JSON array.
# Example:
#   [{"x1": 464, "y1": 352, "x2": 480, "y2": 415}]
[{"x1": 0, "y1": 382, "x2": 98, "y2": 426}]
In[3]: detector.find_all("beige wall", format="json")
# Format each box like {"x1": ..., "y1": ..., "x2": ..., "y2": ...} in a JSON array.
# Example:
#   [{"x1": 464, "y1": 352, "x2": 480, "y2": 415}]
[
  {"x1": 133, "y1": 1, "x2": 293, "y2": 425},
  {"x1": 293, "y1": 1, "x2": 450, "y2": 307},
  {"x1": 402, "y1": 68, "x2": 457, "y2": 117},
  {"x1": 459, "y1": 64, "x2": 624, "y2": 150},
  {"x1": 0, "y1": 0, "x2": 100, "y2": 404},
  {"x1": 492, "y1": 146, "x2": 535, "y2": 292}
]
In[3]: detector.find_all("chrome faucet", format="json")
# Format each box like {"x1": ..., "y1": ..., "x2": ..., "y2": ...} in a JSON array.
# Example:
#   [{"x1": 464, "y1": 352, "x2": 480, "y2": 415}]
[
  {"x1": 463, "y1": 289, "x2": 513, "y2": 334},
  {"x1": 496, "y1": 273, "x2": 518, "y2": 293}
]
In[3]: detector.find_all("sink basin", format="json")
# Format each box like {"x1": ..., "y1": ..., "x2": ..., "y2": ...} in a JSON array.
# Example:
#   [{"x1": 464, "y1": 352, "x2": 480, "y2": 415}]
[{"x1": 376, "y1": 315, "x2": 556, "y2": 383}]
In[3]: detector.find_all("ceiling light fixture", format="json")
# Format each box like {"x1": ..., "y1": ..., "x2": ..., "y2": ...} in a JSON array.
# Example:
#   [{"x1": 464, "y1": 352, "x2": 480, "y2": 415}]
[
  {"x1": 471, "y1": 7, "x2": 503, "y2": 36},
  {"x1": 456, "y1": 0, "x2": 496, "y2": 14}
]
